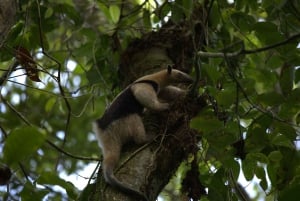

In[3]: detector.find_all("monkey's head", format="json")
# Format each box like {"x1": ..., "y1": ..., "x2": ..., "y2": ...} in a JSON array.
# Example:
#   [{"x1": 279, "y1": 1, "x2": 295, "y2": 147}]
[
  {"x1": 135, "y1": 65, "x2": 194, "y2": 87},
  {"x1": 165, "y1": 65, "x2": 194, "y2": 85}
]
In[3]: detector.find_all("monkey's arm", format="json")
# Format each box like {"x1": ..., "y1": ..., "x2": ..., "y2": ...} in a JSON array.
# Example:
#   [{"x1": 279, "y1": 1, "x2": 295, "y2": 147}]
[
  {"x1": 131, "y1": 83, "x2": 169, "y2": 111},
  {"x1": 158, "y1": 86, "x2": 187, "y2": 101}
]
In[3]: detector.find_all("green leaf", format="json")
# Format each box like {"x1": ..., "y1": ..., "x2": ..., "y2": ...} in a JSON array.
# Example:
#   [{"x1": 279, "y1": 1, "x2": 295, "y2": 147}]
[
  {"x1": 170, "y1": 1, "x2": 185, "y2": 23},
  {"x1": 242, "y1": 157, "x2": 255, "y2": 180},
  {"x1": 190, "y1": 116, "x2": 223, "y2": 134},
  {"x1": 259, "y1": 174, "x2": 268, "y2": 190},
  {"x1": 44, "y1": 7, "x2": 54, "y2": 18},
  {"x1": 216, "y1": 84, "x2": 236, "y2": 108},
  {"x1": 157, "y1": 2, "x2": 171, "y2": 20},
  {"x1": 37, "y1": 171, "x2": 77, "y2": 199},
  {"x1": 279, "y1": 65, "x2": 294, "y2": 95},
  {"x1": 60, "y1": 3, "x2": 82, "y2": 25},
  {"x1": 257, "y1": 92, "x2": 284, "y2": 106},
  {"x1": 256, "y1": 166, "x2": 265, "y2": 179},
  {"x1": 86, "y1": 67, "x2": 101, "y2": 85},
  {"x1": 253, "y1": 22, "x2": 284, "y2": 45},
  {"x1": 267, "y1": 164, "x2": 277, "y2": 186},
  {"x1": 230, "y1": 12, "x2": 255, "y2": 32},
  {"x1": 20, "y1": 182, "x2": 48, "y2": 201},
  {"x1": 208, "y1": 168, "x2": 227, "y2": 201},
  {"x1": 203, "y1": 62, "x2": 222, "y2": 84},
  {"x1": 271, "y1": 134, "x2": 294, "y2": 148},
  {"x1": 5, "y1": 21, "x2": 24, "y2": 49},
  {"x1": 274, "y1": 122, "x2": 296, "y2": 140},
  {"x1": 78, "y1": 183, "x2": 96, "y2": 201},
  {"x1": 45, "y1": 97, "x2": 57, "y2": 112},
  {"x1": 278, "y1": 181, "x2": 300, "y2": 201},
  {"x1": 227, "y1": 160, "x2": 240, "y2": 179},
  {"x1": 268, "y1": 151, "x2": 283, "y2": 162},
  {"x1": 266, "y1": 54, "x2": 284, "y2": 69},
  {"x1": 287, "y1": 88, "x2": 300, "y2": 103},
  {"x1": 143, "y1": 9, "x2": 151, "y2": 29},
  {"x1": 295, "y1": 68, "x2": 300, "y2": 84},
  {"x1": 182, "y1": 0, "x2": 193, "y2": 18},
  {"x1": 109, "y1": 5, "x2": 120, "y2": 24},
  {"x1": 3, "y1": 126, "x2": 46, "y2": 165},
  {"x1": 97, "y1": 2, "x2": 110, "y2": 19},
  {"x1": 245, "y1": 118, "x2": 271, "y2": 152},
  {"x1": 247, "y1": 152, "x2": 269, "y2": 164}
]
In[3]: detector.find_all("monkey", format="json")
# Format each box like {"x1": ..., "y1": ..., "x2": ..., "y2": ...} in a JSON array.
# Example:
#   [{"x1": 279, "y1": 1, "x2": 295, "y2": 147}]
[{"x1": 93, "y1": 65, "x2": 193, "y2": 200}]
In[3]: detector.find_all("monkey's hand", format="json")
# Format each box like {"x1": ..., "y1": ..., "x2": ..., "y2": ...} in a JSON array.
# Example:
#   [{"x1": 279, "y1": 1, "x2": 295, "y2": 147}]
[{"x1": 159, "y1": 102, "x2": 170, "y2": 111}]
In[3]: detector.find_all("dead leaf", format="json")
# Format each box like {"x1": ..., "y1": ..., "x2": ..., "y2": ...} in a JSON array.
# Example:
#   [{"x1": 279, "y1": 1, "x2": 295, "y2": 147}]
[{"x1": 14, "y1": 46, "x2": 41, "y2": 82}]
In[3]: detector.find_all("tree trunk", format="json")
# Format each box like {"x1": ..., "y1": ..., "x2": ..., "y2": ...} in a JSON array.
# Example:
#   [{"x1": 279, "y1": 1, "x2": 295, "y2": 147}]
[
  {"x1": 87, "y1": 4, "x2": 208, "y2": 201},
  {"x1": 0, "y1": 0, "x2": 17, "y2": 47}
]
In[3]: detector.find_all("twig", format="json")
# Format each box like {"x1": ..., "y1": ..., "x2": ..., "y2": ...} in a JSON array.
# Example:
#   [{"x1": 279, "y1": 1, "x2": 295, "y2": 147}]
[
  {"x1": 36, "y1": 0, "x2": 72, "y2": 169},
  {"x1": 0, "y1": 61, "x2": 19, "y2": 87},
  {"x1": 223, "y1": 54, "x2": 299, "y2": 128},
  {"x1": 0, "y1": 94, "x2": 31, "y2": 126},
  {"x1": 228, "y1": 169, "x2": 251, "y2": 201},
  {"x1": 198, "y1": 32, "x2": 300, "y2": 58},
  {"x1": 243, "y1": 32, "x2": 300, "y2": 54},
  {"x1": 46, "y1": 139, "x2": 100, "y2": 161}
]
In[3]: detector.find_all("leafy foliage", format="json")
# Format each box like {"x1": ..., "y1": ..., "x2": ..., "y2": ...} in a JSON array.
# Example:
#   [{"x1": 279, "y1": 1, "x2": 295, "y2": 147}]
[{"x1": 0, "y1": 0, "x2": 300, "y2": 201}]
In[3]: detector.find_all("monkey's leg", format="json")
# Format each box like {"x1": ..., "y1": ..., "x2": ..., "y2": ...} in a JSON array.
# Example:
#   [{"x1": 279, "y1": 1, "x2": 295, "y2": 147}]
[
  {"x1": 100, "y1": 120, "x2": 149, "y2": 201},
  {"x1": 131, "y1": 114, "x2": 151, "y2": 145},
  {"x1": 101, "y1": 138, "x2": 121, "y2": 183}
]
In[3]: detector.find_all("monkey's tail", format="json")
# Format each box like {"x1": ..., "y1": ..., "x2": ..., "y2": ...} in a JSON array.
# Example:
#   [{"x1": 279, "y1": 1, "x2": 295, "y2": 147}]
[{"x1": 104, "y1": 170, "x2": 149, "y2": 201}]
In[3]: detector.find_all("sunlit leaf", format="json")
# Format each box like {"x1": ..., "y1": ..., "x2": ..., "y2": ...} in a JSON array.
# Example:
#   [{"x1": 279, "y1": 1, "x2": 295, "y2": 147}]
[
  {"x1": 109, "y1": 5, "x2": 120, "y2": 24},
  {"x1": 45, "y1": 97, "x2": 57, "y2": 112},
  {"x1": 44, "y1": 7, "x2": 53, "y2": 18}
]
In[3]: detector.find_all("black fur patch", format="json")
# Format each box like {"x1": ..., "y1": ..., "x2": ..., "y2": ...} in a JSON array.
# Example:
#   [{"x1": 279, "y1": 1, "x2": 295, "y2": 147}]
[{"x1": 96, "y1": 80, "x2": 158, "y2": 130}]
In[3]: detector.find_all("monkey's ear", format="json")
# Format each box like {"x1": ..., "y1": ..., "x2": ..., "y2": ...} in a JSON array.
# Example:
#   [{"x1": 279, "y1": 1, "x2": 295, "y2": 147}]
[{"x1": 167, "y1": 65, "x2": 172, "y2": 74}]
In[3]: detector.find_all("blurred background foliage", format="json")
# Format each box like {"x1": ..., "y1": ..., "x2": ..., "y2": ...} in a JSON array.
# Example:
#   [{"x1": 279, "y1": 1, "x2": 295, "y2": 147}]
[{"x1": 0, "y1": 0, "x2": 300, "y2": 200}]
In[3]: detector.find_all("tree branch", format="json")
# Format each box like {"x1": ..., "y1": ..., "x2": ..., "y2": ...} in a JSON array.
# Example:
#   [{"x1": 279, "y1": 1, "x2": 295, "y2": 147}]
[
  {"x1": 198, "y1": 32, "x2": 300, "y2": 58},
  {"x1": 36, "y1": 0, "x2": 73, "y2": 170},
  {"x1": 46, "y1": 140, "x2": 100, "y2": 161},
  {"x1": 0, "y1": 61, "x2": 18, "y2": 87}
]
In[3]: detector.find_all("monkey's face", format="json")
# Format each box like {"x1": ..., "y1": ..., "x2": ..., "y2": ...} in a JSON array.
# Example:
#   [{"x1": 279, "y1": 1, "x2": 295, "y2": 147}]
[{"x1": 168, "y1": 69, "x2": 194, "y2": 84}]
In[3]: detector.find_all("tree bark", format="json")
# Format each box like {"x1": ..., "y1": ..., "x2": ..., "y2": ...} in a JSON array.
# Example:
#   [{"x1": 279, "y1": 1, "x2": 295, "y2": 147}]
[
  {"x1": 87, "y1": 4, "x2": 208, "y2": 201},
  {"x1": 0, "y1": 0, "x2": 17, "y2": 47}
]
